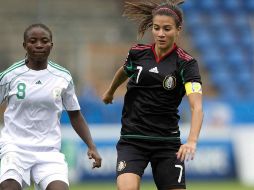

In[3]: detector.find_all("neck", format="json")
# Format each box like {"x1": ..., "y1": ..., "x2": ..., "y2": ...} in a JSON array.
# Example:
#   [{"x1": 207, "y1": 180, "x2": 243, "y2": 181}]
[
  {"x1": 155, "y1": 43, "x2": 175, "y2": 59},
  {"x1": 26, "y1": 58, "x2": 48, "y2": 70}
]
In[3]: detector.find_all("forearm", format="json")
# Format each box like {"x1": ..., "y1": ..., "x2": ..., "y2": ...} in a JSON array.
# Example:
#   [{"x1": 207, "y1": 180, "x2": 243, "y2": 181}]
[
  {"x1": 188, "y1": 107, "x2": 203, "y2": 143},
  {"x1": 107, "y1": 66, "x2": 128, "y2": 94},
  {"x1": 69, "y1": 111, "x2": 96, "y2": 149}
]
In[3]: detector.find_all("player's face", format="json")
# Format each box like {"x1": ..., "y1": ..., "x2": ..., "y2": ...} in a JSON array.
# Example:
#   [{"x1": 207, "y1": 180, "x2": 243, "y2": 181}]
[
  {"x1": 23, "y1": 27, "x2": 53, "y2": 62},
  {"x1": 152, "y1": 15, "x2": 181, "y2": 51}
]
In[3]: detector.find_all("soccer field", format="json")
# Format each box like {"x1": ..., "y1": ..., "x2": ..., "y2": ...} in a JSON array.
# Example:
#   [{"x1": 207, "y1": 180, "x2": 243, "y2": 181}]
[
  {"x1": 67, "y1": 181, "x2": 253, "y2": 190},
  {"x1": 25, "y1": 180, "x2": 253, "y2": 190}
]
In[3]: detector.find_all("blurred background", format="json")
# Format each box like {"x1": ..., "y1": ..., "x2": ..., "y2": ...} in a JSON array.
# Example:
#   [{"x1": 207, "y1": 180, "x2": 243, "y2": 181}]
[{"x1": 0, "y1": 0, "x2": 254, "y2": 189}]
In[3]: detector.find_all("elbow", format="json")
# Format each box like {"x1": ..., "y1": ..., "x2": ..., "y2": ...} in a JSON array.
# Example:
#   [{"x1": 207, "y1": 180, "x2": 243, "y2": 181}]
[{"x1": 192, "y1": 106, "x2": 204, "y2": 117}]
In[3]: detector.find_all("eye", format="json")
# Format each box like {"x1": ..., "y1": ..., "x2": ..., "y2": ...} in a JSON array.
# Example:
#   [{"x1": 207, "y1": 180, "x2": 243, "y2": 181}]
[
  {"x1": 28, "y1": 39, "x2": 36, "y2": 44},
  {"x1": 164, "y1": 27, "x2": 172, "y2": 31},
  {"x1": 153, "y1": 26, "x2": 160, "y2": 31},
  {"x1": 43, "y1": 39, "x2": 50, "y2": 43}
]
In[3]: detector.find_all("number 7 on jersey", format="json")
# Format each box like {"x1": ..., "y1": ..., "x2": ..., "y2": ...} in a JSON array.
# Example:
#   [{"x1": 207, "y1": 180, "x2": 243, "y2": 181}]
[{"x1": 136, "y1": 66, "x2": 143, "y2": 83}]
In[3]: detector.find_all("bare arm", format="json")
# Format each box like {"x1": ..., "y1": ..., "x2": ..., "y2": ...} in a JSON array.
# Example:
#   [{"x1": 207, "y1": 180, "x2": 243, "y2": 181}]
[
  {"x1": 177, "y1": 93, "x2": 203, "y2": 161},
  {"x1": 67, "y1": 110, "x2": 102, "y2": 168},
  {"x1": 102, "y1": 66, "x2": 128, "y2": 104}
]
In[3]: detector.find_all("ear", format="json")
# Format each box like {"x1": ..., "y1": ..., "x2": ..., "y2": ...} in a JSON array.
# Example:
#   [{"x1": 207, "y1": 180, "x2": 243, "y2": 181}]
[
  {"x1": 177, "y1": 25, "x2": 182, "y2": 33},
  {"x1": 23, "y1": 42, "x2": 26, "y2": 49},
  {"x1": 176, "y1": 25, "x2": 182, "y2": 36},
  {"x1": 50, "y1": 42, "x2": 53, "y2": 50}
]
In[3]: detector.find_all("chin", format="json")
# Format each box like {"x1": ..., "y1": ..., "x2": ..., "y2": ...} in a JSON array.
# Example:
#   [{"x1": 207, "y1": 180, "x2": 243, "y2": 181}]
[{"x1": 158, "y1": 44, "x2": 169, "y2": 50}]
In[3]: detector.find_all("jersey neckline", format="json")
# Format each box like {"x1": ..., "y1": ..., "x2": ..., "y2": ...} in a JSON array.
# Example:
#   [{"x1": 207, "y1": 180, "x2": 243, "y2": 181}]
[
  {"x1": 25, "y1": 62, "x2": 49, "y2": 73},
  {"x1": 152, "y1": 43, "x2": 177, "y2": 63}
]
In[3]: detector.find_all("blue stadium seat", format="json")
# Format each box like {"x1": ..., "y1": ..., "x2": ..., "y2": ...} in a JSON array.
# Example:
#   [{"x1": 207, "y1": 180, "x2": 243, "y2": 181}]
[
  {"x1": 207, "y1": 12, "x2": 228, "y2": 28},
  {"x1": 184, "y1": 11, "x2": 203, "y2": 28},
  {"x1": 201, "y1": 48, "x2": 225, "y2": 72},
  {"x1": 220, "y1": 0, "x2": 243, "y2": 13},
  {"x1": 244, "y1": 0, "x2": 254, "y2": 12},
  {"x1": 197, "y1": 0, "x2": 219, "y2": 12},
  {"x1": 216, "y1": 30, "x2": 236, "y2": 49}
]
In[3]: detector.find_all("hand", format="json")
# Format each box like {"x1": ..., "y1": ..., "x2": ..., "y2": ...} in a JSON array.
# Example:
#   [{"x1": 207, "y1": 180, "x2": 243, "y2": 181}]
[
  {"x1": 87, "y1": 147, "x2": 102, "y2": 169},
  {"x1": 176, "y1": 141, "x2": 197, "y2": 162},
  {"x1": 102, "y1": 90, "x2": 114, "y2": 104}
]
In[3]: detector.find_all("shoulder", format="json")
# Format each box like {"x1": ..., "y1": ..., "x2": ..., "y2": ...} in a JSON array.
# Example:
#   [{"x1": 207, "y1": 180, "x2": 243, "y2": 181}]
[
  {"x1": 47, "y1": 60, "x2": 72, "y2": 81},
  {"x1": 128, "y1": 44, "x2": 153, "y2": 59},
  {"x1": 176, "y1": 47, "x2": 195, "y2": 62},
  {"x1": 0, "y1": 59, "x2": 26, "y2": 83},
  {"x1": 130, "y1": 44, "x2": 152, "y2": 51}
]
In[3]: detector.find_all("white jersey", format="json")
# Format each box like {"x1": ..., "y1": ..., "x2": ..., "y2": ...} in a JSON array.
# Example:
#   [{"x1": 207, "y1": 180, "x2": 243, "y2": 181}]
[{"x1": 0, "y1": 59, "x2": 80, "y2": 151}]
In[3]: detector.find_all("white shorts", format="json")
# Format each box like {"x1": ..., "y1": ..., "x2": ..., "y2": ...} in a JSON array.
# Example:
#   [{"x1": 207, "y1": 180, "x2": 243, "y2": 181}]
[{"x1": 0, "y1": 144, "x2": 69, "y2": 190}]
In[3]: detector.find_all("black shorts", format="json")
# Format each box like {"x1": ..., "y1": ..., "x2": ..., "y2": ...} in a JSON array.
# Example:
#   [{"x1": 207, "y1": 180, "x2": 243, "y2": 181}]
[
  {"x1": 116, "y1": 139, "x2": 186, "y2": 190},
  {"x1": 116, "y1": 138, "x2": 186, "y2": 190}
]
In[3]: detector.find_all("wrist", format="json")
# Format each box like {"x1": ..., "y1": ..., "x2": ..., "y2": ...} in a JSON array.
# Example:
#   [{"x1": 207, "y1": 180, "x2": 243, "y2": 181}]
[
  {"x1": 88, "y1": 143, "x2": 97, "y2": 150},
  {"x1": 107, "y1": 88, "x2": 115, "y2": 95},
  {"x1": 187, "y1": 138, "x2": 198, "y2": 143}
]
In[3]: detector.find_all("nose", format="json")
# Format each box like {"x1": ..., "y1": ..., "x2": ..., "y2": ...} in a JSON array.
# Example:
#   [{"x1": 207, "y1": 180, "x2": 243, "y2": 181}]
[
  {"x1": 35, "y1": 41, "x2": 43, "y2": 48},
  {"x1": 158, "y1": 29, "x2": 165, "y2": 37}
]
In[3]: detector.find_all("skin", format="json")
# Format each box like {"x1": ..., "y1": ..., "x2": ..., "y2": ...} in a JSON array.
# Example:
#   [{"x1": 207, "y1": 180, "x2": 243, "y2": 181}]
[
  {"x1": 103, "y1": 14, "x2": 203, "y2": 190},
  {"x1": 0, "y1": 26, "x2": 102, "y2": 190},
  {"x1": 23, "y1": 27, "x2": 53, "y2": 70},
  {"x1": 152, "y1": 15, "x2": 181, "y2": 59}
]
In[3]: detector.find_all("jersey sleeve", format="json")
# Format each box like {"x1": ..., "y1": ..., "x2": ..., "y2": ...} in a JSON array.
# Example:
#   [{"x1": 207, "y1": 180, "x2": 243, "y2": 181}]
[
  {"x1": 123, "y1": 50, "x2": 135, "y2": 77},
  {"x1": 180, "y1": 59, "x2": 202, "y2": 84},
  {"x1": 0, "y1": 76, "x2": 9, "y2": 104},
  {"x1": 62, "y1": 80, "x2": 81, "y2": 111}
]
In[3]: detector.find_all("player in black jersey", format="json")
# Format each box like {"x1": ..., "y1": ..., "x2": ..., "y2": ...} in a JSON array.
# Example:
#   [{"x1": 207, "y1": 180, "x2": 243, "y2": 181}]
[{"x1": 102, "y1": 1, "x2": 203, "y2": 189}]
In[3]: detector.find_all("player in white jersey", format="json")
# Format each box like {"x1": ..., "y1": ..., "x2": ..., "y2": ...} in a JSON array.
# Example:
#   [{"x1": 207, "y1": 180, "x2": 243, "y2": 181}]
[{"x1": 0, "y1": 24, "x2": 102, "y2": 190}]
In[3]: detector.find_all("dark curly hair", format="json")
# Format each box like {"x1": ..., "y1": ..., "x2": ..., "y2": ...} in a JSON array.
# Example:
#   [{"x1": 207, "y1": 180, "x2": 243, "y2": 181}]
[{"x1": 24, "y1": 23, "x2": 52, "y2": 42}]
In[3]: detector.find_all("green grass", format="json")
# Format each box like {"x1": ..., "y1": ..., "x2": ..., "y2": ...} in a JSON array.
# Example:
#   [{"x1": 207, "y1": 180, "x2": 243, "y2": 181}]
[
  {"x1": 26, "y1": 180, "x2": 254, "y2": 190},
  {"x1": 69, "y1": 181, "x2": 254, "y2": 190}
]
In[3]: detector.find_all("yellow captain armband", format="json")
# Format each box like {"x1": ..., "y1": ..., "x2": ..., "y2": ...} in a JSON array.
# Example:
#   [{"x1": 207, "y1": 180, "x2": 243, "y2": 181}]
[{"x1": 185, "y1": 82, "x2": 202, "y2": 95}]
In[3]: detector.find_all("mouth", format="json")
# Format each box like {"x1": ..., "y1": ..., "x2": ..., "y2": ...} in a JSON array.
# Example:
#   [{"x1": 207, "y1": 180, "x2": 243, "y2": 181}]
[
  {"x1": 158, "y1": 40, "x2": 166, "y2": 44},
  {"x1": 33, "y1": 51, "x2": 46, "y2": 55}
]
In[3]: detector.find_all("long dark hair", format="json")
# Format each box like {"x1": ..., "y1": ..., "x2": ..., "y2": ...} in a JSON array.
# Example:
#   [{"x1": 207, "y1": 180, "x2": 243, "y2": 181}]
[{"x1": 123, "y1": 0, "x2": 184, "y2": 38}]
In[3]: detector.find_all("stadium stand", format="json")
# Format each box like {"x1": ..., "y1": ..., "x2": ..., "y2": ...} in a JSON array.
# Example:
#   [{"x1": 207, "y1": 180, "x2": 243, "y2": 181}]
[{"x1": 183, "y1": 0, "x2": 254, "y2": 100}]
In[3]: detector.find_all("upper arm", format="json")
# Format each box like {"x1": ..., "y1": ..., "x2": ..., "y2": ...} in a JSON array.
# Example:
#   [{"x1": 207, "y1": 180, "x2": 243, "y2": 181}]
[
  {"x1": 181, "y1": 59, "x2": 201, "y2": 84},
  {"x1": 0, "y1": 76, "x2": 9, "y2": 104},
  {"x1": 62, "y1": 81, "x2": 80, "y2": 111},
  {"x1": 123, "y1": 49, "x2": 136, "y2": 77},
  {"x1": 67, "y1": 110, "x2": 82, "y2": 123}
]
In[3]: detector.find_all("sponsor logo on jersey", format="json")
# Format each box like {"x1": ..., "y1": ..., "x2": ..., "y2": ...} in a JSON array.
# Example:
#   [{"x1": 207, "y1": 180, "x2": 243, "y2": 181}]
[
  {"x1": 52, "y1": 88, "x2": 62, "y2": 99},
  {"x1": 163, "y1": 75, "x2": 176, "y2": 90},
  {"x1": 117, "y1": 160, "x2": 126, "y2": 172},
  {"x1": 35, "y1": 80, "x2": 42, "y2": 84},
  {"x1": 149, "y1": 67, "x2": 159, "y2": 73}
]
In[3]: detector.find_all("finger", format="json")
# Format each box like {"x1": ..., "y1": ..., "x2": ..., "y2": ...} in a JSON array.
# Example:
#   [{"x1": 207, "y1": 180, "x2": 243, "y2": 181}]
[
  {"x1": 103, "y1": 100, "x2": 109, "y2": 104},
  {"x1": 87, "y1": 152, "x2": 92, "y2": 159},
  {"x1": 190, "y1": 149, "x2": 195, "y2": 160},
  {"x1": 186, "y1": 149, "x2": 192, "y2": 161},
  {"x1": 176, "y1": 147, "x2": 183, "y2": 160},
  {"x1": 104, "y1": 99, "x2": 112, "y2": 104},
  {"x1": 180, "y1": 149, "x2": 187, "y2": 162},
  {"x1": 92, "y1": 160, "x2": 101, "y2": 168}
]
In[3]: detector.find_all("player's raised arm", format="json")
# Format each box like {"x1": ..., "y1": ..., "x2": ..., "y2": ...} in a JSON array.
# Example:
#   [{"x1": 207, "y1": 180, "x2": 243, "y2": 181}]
[{"x1": 102, "y1": 66, "x2": 128, "y2": 104}]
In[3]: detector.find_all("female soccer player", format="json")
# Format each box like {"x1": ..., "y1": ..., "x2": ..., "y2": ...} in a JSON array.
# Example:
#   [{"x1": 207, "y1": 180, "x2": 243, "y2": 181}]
[
  {"x1": 0, "y1": 23, "x2": 102, "y2": 190},
  {"x1": 102, "y1": 0, "x2": 203, "y2": 189}
]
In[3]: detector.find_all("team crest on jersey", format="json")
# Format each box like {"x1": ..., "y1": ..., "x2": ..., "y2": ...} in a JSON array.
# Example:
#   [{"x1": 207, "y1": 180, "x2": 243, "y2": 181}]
[
  {"x1": 163, "y1": 75, "x2": 176, "y2": 90},
  {"x1": 117, "y1": 160, "x2": 126, "y2": 172},
  {"x1": 52, "y1": 88, "x2": 62, "y2": 99}
]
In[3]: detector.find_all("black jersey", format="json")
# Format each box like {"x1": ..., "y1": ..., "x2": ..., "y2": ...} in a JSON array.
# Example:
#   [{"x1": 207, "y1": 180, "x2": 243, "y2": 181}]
[{"x1": 121, "y1": 43, "x2": 201, "y2": 141}]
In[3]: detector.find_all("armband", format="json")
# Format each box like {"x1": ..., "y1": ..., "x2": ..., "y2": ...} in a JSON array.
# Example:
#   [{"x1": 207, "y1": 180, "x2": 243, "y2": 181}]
[{"x1": 185, "y1": 82, "x2": 202, "y2": 95}]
